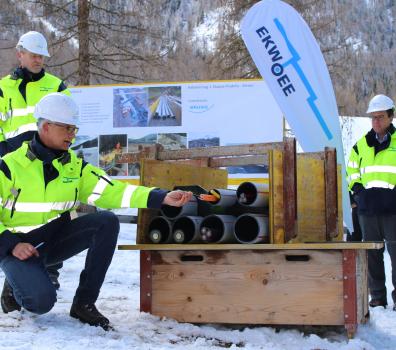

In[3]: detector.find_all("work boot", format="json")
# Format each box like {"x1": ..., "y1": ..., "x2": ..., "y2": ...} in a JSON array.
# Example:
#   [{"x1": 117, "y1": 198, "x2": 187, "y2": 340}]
[
  {"x1": 47, "y1": 264, "x2": 62, "y2": 290},
  {"x1": 49, "y1": 275, "x2": 60, "y2": 290},
  {"x1": 70, "y1": 302, "x2": 113, "y2": 331},
  {"x1": 1, "y1": 279, "x2": 21, "y2": 313},
  {"x1": 369, "y1": 298, "x2": 387, "y2": 308}
]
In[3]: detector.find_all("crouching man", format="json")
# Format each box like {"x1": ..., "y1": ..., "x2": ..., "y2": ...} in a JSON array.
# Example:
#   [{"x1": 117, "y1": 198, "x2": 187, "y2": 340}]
[{"x1": 0, "y1": 93, "x2": 192, "y2": 330}]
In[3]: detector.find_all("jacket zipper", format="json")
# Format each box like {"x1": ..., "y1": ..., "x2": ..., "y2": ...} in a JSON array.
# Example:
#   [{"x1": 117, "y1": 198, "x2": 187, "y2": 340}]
[
  {"x1": 8, "y1": 98, "x2": 13, "y2": 121},
  {"x1": 71, "y1": 188, "x2": 78, "y2": 209},
  {"x1": 10, "y1": 188, "x2": 21, "y2": 218}
]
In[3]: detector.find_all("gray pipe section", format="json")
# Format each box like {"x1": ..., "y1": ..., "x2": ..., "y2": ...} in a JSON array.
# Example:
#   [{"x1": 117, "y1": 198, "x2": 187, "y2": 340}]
[
  {"x1": 172, "y1": 215, "x2": 204, "y2": 243},
  {"x1": 237, "y1": 182, "x2": 269, "y2": 207},
  {"x1": 161, "y1": 196, "x2": 198, "y2": 219},
  {"x1": 199, "y1": 214, "x2": 237, "y2": 243},
  {"x1": 234, "y1": 214, "x2": 269, "y2": 244},
  {"x1": 207, "y1": 188, "x2": 237, "y2": 207},
  {"x1": 148, "y1": 216, "x2": 173, "y2": 243}
]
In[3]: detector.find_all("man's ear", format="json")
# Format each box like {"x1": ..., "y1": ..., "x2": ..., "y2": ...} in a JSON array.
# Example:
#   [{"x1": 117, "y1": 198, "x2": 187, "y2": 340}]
[{"x1": 42, "y1": 122, "x2": 50, "y2": 133}]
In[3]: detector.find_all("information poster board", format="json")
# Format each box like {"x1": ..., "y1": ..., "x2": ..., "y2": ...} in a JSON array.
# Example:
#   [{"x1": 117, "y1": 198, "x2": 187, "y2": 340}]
[{"x1": 70, "y1": 80, "x2": 283, "y2": 178}]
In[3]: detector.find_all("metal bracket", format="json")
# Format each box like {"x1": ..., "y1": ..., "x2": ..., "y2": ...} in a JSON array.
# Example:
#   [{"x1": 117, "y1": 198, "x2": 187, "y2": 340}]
[
  {"x1": 140, "y1": 251, "x2": 153, "y2": 313},
  {"x1": 342, "y1": 249, "x2": 357, "y2": 337}
]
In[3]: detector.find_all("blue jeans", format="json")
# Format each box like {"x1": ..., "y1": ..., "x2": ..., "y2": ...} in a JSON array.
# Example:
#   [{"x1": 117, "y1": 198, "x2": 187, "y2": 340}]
[{"x1": 0, "y1": 211, "x2": 119, "y2": 314}]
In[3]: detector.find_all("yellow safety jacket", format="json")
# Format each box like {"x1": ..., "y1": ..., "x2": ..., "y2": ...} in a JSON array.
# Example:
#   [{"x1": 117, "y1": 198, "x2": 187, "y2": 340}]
[
  {"x1": 347, "y1": 124, "x2": 396, "y2": 214},
  {"x1": 0, "y1": 138, "x2": 159, "y2": 235},
  {"x1": 0, "y1": 68, "x2": 69, "y2": 143}
]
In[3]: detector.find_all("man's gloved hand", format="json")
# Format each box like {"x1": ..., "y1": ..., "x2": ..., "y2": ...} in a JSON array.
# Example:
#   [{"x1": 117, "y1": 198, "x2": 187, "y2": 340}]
[{"x1": 351, "y1": 183, "x2": 364, "y2": 205}]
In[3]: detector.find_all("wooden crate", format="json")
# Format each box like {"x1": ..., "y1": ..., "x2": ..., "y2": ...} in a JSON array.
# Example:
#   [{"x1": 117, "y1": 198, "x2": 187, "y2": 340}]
[
  {"x1": 116, "y1": 139, "x2": 382, "y2": 337},
  {"x1": 119, "y1": 243, "x2": 380, "y2": 337}
]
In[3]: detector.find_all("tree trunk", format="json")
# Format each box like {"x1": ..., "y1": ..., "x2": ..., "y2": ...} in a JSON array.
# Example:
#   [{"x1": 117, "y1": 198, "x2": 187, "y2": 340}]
[{"x1": 78, "y1": 0, "x2": 90, "y2": 85}]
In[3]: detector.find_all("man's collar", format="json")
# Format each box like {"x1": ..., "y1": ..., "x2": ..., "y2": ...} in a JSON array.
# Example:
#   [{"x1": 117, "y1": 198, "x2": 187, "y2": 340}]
[
  {"x1": 29, "y1": 132, "x2": 68, "y2": 164},
  {"x1": 366, "y1": 123, "x2": 395, "y2": 147},
  {"x1": 11, "y1": 67, "x2": 45, "y2": 81},
  {"x1": 376, "y1": 133, "x2": 388, "y2": 144}
]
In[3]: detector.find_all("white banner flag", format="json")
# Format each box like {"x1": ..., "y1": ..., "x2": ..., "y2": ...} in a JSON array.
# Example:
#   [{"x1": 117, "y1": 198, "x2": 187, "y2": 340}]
[{"x1": 241, "y1": 0, "x2": 351, "y2": 229}]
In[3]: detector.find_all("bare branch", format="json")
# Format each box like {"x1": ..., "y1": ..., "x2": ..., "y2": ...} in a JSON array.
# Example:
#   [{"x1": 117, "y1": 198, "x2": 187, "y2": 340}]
[{"x1": 46, "y1": 57, "x2": 79, "y2": 68}]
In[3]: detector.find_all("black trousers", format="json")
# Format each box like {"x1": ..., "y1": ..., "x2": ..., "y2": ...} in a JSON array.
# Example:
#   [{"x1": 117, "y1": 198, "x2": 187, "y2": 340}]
[
  {"x1": 0, "y1": 211, "x2": 119, "y2": 314},
  {"x1": 359, "y1": 214, "x2": 396, "y2": 303},
  {"x1": 347, "y1": 206, "x2": 363, "y2": 242}
]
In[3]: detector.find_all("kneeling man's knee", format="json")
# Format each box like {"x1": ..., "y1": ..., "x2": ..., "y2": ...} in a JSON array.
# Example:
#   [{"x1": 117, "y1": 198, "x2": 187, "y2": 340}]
[{"x1": 23, "y1": 288, "x2": 57, "y2": 315}]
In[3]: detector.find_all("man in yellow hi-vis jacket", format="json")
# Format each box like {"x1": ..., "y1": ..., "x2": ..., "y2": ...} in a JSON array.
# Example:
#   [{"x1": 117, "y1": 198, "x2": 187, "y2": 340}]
[
  {"x1": 0, "y1": 31, "x2": 70, "y2": 156},
  {"x1": 347, "y1": 94, "x2": 396, "y2": 311},
  {"x1": 0, "y1": 93, "x2": 192, "y2": 330}
]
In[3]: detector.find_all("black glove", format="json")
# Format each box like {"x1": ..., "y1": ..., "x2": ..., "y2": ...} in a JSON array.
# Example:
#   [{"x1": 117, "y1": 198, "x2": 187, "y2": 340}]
[{"x1": 351, "y1": 183, "x2": 364, "y2": 204}]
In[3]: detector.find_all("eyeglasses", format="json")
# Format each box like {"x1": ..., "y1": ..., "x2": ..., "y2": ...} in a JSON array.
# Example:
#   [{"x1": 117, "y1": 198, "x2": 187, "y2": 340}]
[
  {"x1": 370, "y1": 115, "x2": 388, "y2": 121},
  {"x1": 48, "y1": 122, "x2": 79, "y2": 134}
]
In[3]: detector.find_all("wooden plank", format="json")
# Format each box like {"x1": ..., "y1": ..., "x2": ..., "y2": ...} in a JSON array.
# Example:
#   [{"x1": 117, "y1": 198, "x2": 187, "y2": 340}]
[
  {"x1": 335, "y1": 164, "x2": 344, "y2": 241},
  {"x1": 283, "y1": 138, "x2": 297, "y2": 241},
  {"x1": 156, "y1": 142, "x2": 283, "y2": 160},
  {"x1": 324, "y1": 147, "x2": 338, "y2": 240},
  {"x1": 293, "y1": 155, "x2": 326, "y2": 243},
  {"x1": 270, "y1": 149, "x2": 285, "y2": 243},
  {"x1": 150, "y1": 250, "x2": 344, "y2": 325},
  {"x1": 163, "y1": 155, "x2": 270, "y2": 168},
  {"x1": 298, "y1": 152, "x2": 324, "y2": 160},
  {"x1": 137, "y1": 159, "x2": 228, "y2": 244},
  {"x1": 209, "y1": 155, "x2": 269, "y2": 167},
  {"x1": 165, "y1": 158, "x2": 209, "y2": 167},
  {"x1": 118, "y1": 243, "x2": 384, "y2": 251},
  {"x1": 117, "y1": 142, "x2": 282, "y2": 163},
  {"x1": 116, "y1": 144, "x2": 161, "y2": 163},
  {"x1": 355, "y1": 250, "x2": 369, "y2": 324},
  {"x1": 140, "y1": 159, "x2": 227, "y2": 189},
  {"x1": 152, "y1": 249, "x2": 341, "y2": 265}
]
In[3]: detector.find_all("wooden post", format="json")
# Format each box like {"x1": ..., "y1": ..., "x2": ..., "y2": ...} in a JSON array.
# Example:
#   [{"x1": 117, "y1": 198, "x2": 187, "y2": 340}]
[
  {"x1": 343, "y1": 249, "x2": 357, "y2": 338},
  {"x1": 324, "y1": 147, "x2": 338, "y2": 240},
  {"x1": 283, "y1": 138, "x2": 297, "y2": 242}
]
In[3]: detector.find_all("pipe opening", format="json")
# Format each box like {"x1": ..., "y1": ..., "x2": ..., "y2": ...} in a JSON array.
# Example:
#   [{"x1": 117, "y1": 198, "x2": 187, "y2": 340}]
[
  {"x1": 237, "y1": 182, "x2": 257, "y2": 205},
  {"x1": 173, "y1": 217, "x2": 195, "y2": 243},
  {"x1": 148, "y1": 217, "x2": 171, "y2": 243},
  {"x1": 200, "y1": 216, "x2": 224, "y2": 243},
  {"x1": 234, "y1": 215, "x2": 259, "y2": 242}
]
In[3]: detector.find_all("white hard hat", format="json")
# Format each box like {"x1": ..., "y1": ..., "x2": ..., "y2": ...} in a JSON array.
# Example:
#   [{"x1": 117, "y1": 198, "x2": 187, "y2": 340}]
[
  {"x1": 366, "y1": 94, "x2": 395, "y2": 114},
  {"x1": 34, "y1": 93, "x2": 79, "y2": 125},
  {"x1": 17, "y1": 31, "x2": 50, "y2": 57}
]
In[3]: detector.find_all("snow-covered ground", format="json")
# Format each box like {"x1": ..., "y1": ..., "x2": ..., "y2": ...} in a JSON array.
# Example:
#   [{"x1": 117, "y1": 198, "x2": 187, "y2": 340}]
[{"x1": 1, "y1": 223, "x2": 396, "y2": 350}]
